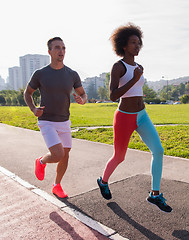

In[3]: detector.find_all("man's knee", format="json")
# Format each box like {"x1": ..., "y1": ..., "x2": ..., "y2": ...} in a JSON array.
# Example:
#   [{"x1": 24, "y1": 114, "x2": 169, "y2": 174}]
[
  {"x1": 51, "y1": 152, "x2": 64, "y2": 163},
  {"x1": 49, "y1": 144, "x2": 66, "y2": 163},
  {"x1": 55, "y1": 148, "x2": 71, "y2": 163}
]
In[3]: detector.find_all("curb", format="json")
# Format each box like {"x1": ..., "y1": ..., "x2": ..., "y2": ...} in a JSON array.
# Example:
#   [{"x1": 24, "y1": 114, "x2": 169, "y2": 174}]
[{"x1": 0, "y1": 165, "x2": 129, "y2": 240}]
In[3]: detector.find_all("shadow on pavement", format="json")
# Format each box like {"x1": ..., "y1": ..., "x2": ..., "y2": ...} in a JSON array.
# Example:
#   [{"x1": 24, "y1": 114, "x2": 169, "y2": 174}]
[
  {"x1": 172, "y1": 230, "x2": 189, "y2": 240},
  {"x1": 50, "y1": 211, "x2": 85, "y2": 240},
  {"x1": 107, "y1": 202, "x2": 165, "y2": 240},
  {"x1": 60, "y1": 175, "x2": 189, "y2": 240}
]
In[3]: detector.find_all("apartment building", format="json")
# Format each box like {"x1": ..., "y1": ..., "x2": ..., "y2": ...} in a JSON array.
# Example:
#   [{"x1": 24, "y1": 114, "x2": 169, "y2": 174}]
[
  {"x1": 8, "y1": 67, "x2": 22, "y2": 90},
  {"x1": 20, "y1": 54, "x2": 50, "y2": 88},
  {"x1": 8, "y1": 54, "x2": 50, "y2": 90}
]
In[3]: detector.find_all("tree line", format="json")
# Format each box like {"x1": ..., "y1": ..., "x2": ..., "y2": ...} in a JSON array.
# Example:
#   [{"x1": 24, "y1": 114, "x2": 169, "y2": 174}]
[
  {"x1": 0, "y1": 89, "x2": 40, "y2": 106},
  {"x1": 0, "y1": 77, "x2": 189, "y2": 106},
  {"x1": 143, "y1": 81, "x2": 189, "y2": 104},
  {"x1": 95, "y1": 74, "x2": 189, "y2": 104}
]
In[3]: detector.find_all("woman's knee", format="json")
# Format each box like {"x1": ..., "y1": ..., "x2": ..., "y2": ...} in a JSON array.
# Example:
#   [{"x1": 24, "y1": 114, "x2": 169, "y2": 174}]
[
  {"x1": 152, "y1": 144, "x2": 164, "y2": 157},
  {"x1": 113, "y1": 152, "x2": 126, "y2": 164}
]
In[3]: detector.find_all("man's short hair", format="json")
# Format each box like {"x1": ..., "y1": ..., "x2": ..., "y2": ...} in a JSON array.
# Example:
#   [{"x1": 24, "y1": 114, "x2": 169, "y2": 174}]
[{"x1": 47, "y1": 37, "x2": 63, "y2": 50}]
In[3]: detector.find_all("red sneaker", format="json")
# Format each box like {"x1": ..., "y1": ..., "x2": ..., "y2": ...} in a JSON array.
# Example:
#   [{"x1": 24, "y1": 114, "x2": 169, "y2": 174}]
[
  {"x1": 52, "y1": 184, "x2": 68, "y2": 198},
  {"x1": 35, "y1": 157, "x2": 46, "y2": 181}
]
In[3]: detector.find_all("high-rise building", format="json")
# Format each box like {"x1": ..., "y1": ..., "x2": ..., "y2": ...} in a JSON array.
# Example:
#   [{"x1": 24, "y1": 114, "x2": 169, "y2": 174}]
[
  {"x1": 0, "y1": 75, "x2": 5, "y2": 90},
  {"x1": 8, "y1": 67, "x2": 22, "y2": 90},
  {"x1": 20, "y1": 54, "x2": 50, "y2": 88},
  {"x1": 83, "y1": 73, "x2": 106, "y2": 92}
]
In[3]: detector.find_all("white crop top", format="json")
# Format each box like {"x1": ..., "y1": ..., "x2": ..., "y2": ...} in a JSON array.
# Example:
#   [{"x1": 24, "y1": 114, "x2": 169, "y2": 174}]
[{"x1": 119, "y1": 60, "x2": 145, "y2": 98}]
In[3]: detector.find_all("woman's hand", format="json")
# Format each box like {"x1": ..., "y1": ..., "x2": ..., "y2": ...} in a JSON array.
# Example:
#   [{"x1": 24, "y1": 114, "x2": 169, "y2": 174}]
[{"x1": 133, "y1": 66, "x2": 143, "y2": 82}]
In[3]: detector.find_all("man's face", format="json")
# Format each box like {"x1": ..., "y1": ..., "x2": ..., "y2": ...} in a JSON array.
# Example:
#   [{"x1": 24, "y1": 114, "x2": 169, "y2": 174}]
[{"x1": 48, "y1": 40, "x2": 66, "y2": 62}]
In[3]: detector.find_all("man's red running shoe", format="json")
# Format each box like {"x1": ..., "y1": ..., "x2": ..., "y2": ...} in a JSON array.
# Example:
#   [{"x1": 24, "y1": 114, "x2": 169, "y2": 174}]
[
  {"x1": 52, "y1": 184, "x2": 68, "y2": 198},
  {"x1": 35, "y1": 157, "x2": 46, "y2": 181}
]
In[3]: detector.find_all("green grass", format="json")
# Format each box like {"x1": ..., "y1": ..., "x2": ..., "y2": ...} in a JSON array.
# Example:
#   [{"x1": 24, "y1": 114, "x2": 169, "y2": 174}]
[
  {"x1": 70, "y1": 103, "x2": 117, "y2": 127},
  {"x1": 0, "y1": 104, "x2": 189, "y2": 129},
  {"x1": 145, "y1": 104, "x2": 189, "y2": 125},
  {"x1": 72, "y1": 125, "x2": 189, "y2": 159},
  {"x1": 0, "y1": 104, "x2": 188, "y2": 159},
  {"x1": 70, "y1": 103, "x2": 189, "y2": 126},
  {"x1": 0, "y1": 106, "x2": 39, "y2": 130}
]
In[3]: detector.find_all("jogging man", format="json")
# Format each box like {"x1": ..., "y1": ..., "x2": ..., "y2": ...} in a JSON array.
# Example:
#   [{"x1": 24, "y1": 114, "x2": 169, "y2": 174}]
[{"x1": 24, "y1": 37, "x2": 87, "y2": 198}]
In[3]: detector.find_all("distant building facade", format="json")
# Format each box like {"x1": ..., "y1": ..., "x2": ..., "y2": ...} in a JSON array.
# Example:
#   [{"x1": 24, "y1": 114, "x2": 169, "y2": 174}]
[
  {"x1": 83, "y1": 73, "x2": 107, "y2": 94},
  {"x1": 0, "y1": 75, "x2": 5, "y2": 90},
  {"x1": 20, "y1": 54, "x2": 50, "y2": 88},
  {"x1": 8, "y1": 67, "x2": 22, "y2": 90},
  {"x1": 7, "y1": 54, "x2": 50, "y2": 91}
]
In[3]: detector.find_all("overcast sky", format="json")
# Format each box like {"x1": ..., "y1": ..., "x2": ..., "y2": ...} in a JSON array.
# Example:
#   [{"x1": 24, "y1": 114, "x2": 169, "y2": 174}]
[{"x1": 1, "y1": 0, "x2": 189, "y2": 82}]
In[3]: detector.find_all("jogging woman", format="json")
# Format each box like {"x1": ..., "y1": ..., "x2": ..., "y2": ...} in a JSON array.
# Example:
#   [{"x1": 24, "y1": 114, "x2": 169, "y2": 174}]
[{"x1": 97, "y1": 23, "x2": 172, "y2": 213}]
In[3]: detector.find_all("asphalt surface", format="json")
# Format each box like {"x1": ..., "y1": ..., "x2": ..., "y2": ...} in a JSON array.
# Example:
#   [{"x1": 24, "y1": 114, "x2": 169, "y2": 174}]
[{"x1": 0, "y1": 123, "x2": 189, "y2": 240}]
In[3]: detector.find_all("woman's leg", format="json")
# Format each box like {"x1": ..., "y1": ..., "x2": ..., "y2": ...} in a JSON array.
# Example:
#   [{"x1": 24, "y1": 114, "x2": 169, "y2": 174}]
[
  {"x1": 136, "y1": 110, "x2": 164, "y2": 191},
  {"x1": 102, "y1": 110, "x2": 137, "y2": 182}
]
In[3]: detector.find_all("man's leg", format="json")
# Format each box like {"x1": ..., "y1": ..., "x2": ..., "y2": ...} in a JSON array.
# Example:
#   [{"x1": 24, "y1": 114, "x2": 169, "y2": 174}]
[
  {"x1": 35, "y1": 143, "x2": 65, "y2": 181},
  {"x1": 41, "y1": 143, "x2": 65, "y2": 164},
  {"x1": 52, "y1": 147, "x2": 71, "y2": 198},
  {"x1": 41, "y1": 145, "x2": 71, "y2": 183},
  {"x1": 55, "y1": 148, "x2": 71, "y2": 184}
]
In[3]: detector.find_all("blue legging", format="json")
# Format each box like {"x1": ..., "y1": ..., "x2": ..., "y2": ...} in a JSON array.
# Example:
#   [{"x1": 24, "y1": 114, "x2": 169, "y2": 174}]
[{"x1": 102, "y1": 108, "x2": 164, "y2": 191}]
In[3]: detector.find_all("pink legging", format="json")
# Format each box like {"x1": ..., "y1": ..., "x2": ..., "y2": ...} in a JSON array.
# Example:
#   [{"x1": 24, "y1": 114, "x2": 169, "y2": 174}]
[{"x1": 102, "y1": 108, "x2": 164, "y2": 191}]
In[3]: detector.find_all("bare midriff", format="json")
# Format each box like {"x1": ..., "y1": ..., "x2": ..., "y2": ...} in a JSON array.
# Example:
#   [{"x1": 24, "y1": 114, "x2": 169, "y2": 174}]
[{"x1": 118, "y1": 96, "x2": 145, "y2": 113}]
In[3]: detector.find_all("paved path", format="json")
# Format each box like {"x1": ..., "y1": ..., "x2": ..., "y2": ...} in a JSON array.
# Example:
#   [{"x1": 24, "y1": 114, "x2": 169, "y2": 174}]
[{"x1": 0, "y1": 123, "x2": 189, "y2": 239}]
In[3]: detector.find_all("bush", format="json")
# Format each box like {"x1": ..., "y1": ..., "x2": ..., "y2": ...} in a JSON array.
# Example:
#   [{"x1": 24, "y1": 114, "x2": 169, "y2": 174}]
[{"x1": 180, "y1": 94, "x2": 189, "y2": 104}]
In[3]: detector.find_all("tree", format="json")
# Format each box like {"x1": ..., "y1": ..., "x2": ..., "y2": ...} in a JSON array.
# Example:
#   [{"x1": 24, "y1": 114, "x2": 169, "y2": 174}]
[
  {"x1": 98, "y1": 87, "x2": 107, "y2": 100},
  {"x1": 12, "y1": 95, "x2": 19, "y2": 106},
  {"x1": 33, "y1": 89, "x2": 40, "y2": 105},
  {"x1": 178, "y1": 83, "x2": 185, "y2": 95},
  {"x1": 105, "y1": 73, "x2": 110, "y2": 99},
  {"x1": 180, "y1": 94, "x2": 189, "y2": 104},
  {"x1": 171, "y1": 88, "x2": 179, "y2": 101},
  {"x1": 0, "y1": 95, "x2": 6, "y2": 105},
  {"x1": 159, "y1": 85, "x2": 172, "y2": 101},
  {"x1": 143, "y1": 83, "x2": 157, "y2": 103},
  {"x1": 185, "y1": 83, "x2": 189, "y2": 94},
  {"x1": 5, "y1": 96, "x2": 12, "y2": 105},
  {"x1": 87, "y1": 83, "x2": 98, "y2": 100},
  {"x1": 17, "y1": 89, "x2": 27, "y2": 106}
]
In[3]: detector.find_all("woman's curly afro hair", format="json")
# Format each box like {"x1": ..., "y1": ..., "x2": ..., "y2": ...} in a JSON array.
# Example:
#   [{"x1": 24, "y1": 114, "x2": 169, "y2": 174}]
[{"x1": 110, "y1": 23, "x2": 143, "y2": 57}]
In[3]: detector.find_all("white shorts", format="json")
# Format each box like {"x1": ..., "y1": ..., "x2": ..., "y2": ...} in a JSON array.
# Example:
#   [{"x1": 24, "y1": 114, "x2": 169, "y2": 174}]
[{"x1": 37, "y1": 120, "x2": 72, "y2": 149}]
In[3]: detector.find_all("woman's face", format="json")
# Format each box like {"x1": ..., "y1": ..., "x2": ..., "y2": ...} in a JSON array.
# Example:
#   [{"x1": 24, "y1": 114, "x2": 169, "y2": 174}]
[{"x1": 123, "y1": 35, "x2": 142, "y2": 56}]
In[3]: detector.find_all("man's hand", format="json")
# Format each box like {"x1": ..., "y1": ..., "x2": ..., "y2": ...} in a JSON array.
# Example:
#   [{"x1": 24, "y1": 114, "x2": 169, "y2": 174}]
[
  {"x1": 73, "y1": 93, "x2": 85, "y2": 105},
  {"x1": 33, "y1": 106, "x2": 45, "y2": 117}
]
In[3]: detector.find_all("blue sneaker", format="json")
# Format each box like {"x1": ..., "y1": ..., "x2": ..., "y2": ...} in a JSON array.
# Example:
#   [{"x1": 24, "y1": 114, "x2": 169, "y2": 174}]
[
  {"x1": 147, "y1": 192, "x2": 172, "y2": 213},
  {"x1": 97, "y1": 177, "x2": 112, "y2": 200}
]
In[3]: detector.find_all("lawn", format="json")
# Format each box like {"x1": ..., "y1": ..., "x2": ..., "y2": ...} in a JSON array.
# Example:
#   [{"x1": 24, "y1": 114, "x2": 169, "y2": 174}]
[
  {"x1": 0, "y1": 104, "x2": 188, "y2": 158},
  {"x1": 0, "y1": 103, "x2": 189, "y2": 128},
  {"x1": 72, "y1": 125, "x2": 189, "y2": 159},
  {"x1": 70, "y1": 103, "x2": 189, "y2": 126}
]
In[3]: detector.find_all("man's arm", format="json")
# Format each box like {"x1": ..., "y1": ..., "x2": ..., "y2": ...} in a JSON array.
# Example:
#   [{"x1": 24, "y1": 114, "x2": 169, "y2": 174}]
[
  {"x1": 24, "y1": 85, "x2": 45, "y2": 117},
  {"x1": 73, "y1": 86, "x2": 87, "y2": 105}
]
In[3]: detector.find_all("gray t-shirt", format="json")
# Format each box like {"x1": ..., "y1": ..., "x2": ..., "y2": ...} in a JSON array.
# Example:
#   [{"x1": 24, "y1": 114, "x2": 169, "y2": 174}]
[{"x1": 29, "y1": 65, "x2": 82, "y2": 122}]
